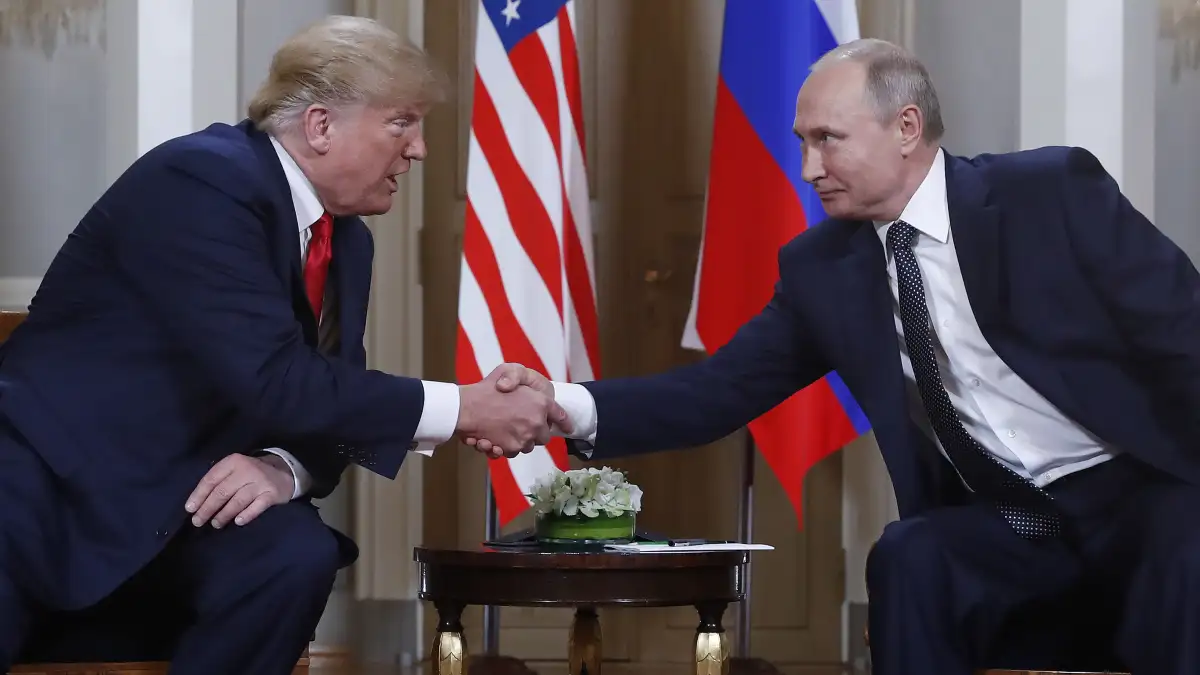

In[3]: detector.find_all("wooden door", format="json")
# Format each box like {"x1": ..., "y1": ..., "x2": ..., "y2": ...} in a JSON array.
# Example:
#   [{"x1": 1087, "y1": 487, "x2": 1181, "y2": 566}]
[{"x1": 420, "y1": 0, "x2": 845, "y2": 668}]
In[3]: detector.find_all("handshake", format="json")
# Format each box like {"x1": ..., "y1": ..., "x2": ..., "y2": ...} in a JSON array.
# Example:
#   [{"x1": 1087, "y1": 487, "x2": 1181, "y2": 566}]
[{"x1": 454, "y1": 363, "x2": 572, "y2": 458}]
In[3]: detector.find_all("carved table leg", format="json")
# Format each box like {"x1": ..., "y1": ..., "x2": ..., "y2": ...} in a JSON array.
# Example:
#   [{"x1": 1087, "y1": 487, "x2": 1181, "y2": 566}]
[
  {"x1": 569, "y1": 605, "x2": 603, "y2": 674},
  {"x1": 432, "y1": 601, "x2": 468, "y2": 675},
  {"x1": 694, "y1": 601, "x2": 732, "y2": 675}
]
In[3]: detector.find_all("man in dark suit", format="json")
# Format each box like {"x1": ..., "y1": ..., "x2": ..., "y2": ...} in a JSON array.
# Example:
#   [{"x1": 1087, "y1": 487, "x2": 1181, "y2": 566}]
[
  {"x1": 0, "y1": 16, "x2": 566, "y2": 675},
  {"x1": 476, "y1": 39, "x2": 1200, "y2": 674}
]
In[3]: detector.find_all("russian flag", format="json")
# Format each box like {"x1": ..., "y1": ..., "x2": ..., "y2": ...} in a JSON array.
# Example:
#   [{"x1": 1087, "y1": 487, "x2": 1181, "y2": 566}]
[{"x1": 681, "y1": 0, "x2": 868, "y2": 526}]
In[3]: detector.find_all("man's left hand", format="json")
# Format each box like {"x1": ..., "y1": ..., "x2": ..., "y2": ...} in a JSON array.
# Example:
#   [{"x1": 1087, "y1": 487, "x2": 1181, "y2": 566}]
[{"x1": 185, "y1": 453, "x2": 295, "y2": 529}]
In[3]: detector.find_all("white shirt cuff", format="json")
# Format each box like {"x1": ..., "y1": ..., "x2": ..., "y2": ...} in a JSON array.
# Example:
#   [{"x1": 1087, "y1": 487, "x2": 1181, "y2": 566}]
[
  {"x1": 412, "y1": 380, "x2": 461, "y2": 456},
  {"x1": 260, "y1": 447, "x2": 312, "y2": 500},
  {"x1": 552, "y1": 381, "x2": 598, "y2": 444}
]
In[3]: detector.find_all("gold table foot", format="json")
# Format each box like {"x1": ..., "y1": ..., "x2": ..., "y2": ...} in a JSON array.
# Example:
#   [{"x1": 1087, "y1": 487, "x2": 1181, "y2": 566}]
[
  {"x1": 694, "y1": 601, "x2": 731, "y2": 675},
  {"x1": 568, "y1": 606, "x2": 603, "y2": 674},
  {"x1": 431, "y1": 601, "x2": 468, "y2": 675}
]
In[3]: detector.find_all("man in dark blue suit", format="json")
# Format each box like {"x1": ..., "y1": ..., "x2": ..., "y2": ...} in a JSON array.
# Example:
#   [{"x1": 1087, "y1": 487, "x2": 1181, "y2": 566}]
[
  {"x1": 477, "y1": 39, "x2": 1200, "y2": 674},
  {"x1": 0, "y1": 16, "x2": 566, "y2": 675}
]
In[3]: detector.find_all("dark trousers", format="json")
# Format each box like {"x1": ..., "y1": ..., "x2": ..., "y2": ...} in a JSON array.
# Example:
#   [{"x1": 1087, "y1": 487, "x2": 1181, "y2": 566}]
[
  {"x1": 867, "y1": 453, "x2": 1200, "y2": 674},
  {"x1": 0, "y1": 442, "x2": 341, "y2": 674}
]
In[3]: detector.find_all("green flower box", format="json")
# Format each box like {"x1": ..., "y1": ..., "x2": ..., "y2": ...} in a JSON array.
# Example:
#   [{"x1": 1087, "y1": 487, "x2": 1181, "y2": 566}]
[
  {"x1": 535, "y1": 511, "x2": 636, "y2": 544},
  {"x1": 527, "y1": 467, "x2": 643, "y2": 545}
]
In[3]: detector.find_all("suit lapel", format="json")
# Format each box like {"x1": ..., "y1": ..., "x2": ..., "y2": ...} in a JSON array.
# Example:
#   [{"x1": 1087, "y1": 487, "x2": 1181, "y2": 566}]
[
  {"x1": 242, "y1": 120, "x2": 318, "y2": 342},
  {"x1": 945, "y1": 155, "x2": 1004, "y2": 331},
  {"x1": 330, "y1": 218, "x2": 372, "y2": 359},
  {"x1": 943, "y1": 154, "x2": 1087, "y2": 427},
  {"x1": 838, "y1": 222, "x2": 908, "y2": 418}
]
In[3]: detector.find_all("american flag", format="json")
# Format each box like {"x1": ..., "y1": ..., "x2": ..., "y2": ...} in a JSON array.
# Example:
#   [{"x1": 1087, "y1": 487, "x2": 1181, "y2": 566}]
[{"x1": 456, "y1": 0, "x2": 600, "y2": 525}]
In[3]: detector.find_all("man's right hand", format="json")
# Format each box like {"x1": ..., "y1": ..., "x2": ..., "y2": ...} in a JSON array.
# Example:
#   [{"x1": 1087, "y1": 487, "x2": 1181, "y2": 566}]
[{"x1": 456, "y1": 364, "x2": 569, "y2": 457}]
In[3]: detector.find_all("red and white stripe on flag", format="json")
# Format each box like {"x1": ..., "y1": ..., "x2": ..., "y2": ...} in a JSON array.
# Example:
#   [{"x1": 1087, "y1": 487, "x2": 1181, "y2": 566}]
[{"x1": 456, "y1": 0, "x2": 600, "y2": 526}]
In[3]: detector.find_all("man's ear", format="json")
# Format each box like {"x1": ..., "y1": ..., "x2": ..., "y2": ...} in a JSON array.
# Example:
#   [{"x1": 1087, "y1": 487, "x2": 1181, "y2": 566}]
[
  {"x1": 300, "y1": 105, "x2": 334, "y2": 155},
  {"x1": 896, "y1": 104, "x2": 924, "y2": 157}
]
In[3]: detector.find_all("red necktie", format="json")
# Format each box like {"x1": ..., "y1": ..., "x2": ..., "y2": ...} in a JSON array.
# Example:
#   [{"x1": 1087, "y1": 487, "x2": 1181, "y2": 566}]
[{"x1": 303, "y1": 212, "x2": 333, "y2": 322}]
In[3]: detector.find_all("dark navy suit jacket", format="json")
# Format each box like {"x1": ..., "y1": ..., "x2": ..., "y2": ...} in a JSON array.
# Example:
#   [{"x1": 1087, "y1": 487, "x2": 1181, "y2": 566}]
[
  {"x1": 576, "y1": 146, "x2": 1200, "y2": 519},
  {"x1": 0, "y1": 120, "x2": 423, "y2": 610}
]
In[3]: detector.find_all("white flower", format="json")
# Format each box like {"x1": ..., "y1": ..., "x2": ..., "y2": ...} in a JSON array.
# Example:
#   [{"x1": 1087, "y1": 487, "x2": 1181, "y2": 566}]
[{"x1": 525, "y1": 466, "x2": 643, "y2": 518}]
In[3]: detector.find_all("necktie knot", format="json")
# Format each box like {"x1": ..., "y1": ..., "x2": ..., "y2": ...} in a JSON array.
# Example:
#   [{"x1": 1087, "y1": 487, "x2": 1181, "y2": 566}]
[
  {"x1": 311, "y1": 212, "x2": 333, "y2": 241},
  {"x1": 886, "y1": 219, "x2": 916, "y2": 252}
]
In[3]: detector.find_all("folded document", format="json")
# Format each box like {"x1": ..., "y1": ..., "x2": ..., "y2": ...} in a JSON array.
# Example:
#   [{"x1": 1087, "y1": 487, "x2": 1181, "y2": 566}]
[{"x1": 603, "y1": 542, "x2": 774, "y2": 553}]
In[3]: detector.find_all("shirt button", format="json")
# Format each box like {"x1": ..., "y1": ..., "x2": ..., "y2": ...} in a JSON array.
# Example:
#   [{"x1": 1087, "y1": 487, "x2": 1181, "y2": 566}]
[
  {"x1": 1007, "y1": 429, "x2": 1017, "y2": 438},
  {"x1": 971, "y1": 378, "x2": 981, "y2": 387},
  {"x1": 941, "y1": 319, "x2": 950, "y2": 328}
]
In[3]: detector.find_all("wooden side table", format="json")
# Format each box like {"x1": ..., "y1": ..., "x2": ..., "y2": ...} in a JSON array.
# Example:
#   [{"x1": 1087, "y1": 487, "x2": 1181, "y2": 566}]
[{"x1": 414, "y1": 546, "x2": 749, "y2": 675}]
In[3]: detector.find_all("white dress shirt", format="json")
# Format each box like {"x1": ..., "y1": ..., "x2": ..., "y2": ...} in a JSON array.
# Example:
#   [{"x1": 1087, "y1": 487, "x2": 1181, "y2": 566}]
[
  {"x1": 264, "y1": 138, "x2": 458, "y2": 498},
  {"x1": 552, "y1": 149, "x2": 1118, "y2": 489}
]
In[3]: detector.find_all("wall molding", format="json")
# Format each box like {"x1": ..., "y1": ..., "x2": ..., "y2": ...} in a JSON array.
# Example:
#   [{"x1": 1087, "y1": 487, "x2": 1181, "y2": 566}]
[
  {"x1": 0, "y1": 276, "x2": 41, "y2": 310},
  {"x1": 352, "y1": 0, "x2": 427, "y2": 612}
]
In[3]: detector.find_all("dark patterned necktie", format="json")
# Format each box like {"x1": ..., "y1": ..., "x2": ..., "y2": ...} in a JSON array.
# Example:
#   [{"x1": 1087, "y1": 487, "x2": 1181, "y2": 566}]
[{"x1": 887, "y1": 220, "x2": 1062, "y2": 540}]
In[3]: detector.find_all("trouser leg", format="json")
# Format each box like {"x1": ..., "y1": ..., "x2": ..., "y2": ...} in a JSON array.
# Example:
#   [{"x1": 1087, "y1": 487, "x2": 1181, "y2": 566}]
[
  {"x1": 866, "y1": 503, "x2": 1079, "y2": 675},
  {"x1": 165, "y1": 502, "x2": 341, "y2": 675}
]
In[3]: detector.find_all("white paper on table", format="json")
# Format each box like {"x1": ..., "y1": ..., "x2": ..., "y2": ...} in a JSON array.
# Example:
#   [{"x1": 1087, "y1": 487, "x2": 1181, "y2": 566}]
[
  {"x1": 414, "y1": 448, "x2": 435, "y2": 457},
  {"x1": 603, "y1": 542, "x2": 775, "y2": 553}
]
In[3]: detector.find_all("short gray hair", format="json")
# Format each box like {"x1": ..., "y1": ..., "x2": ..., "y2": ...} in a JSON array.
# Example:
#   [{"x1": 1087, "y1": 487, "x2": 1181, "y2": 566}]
[
  {"x1": 812, "y1": 38, "x2": 944, "y2": 142},
  {"x1": 248, "y1": 15, "x2": 447, "y2": 135}
]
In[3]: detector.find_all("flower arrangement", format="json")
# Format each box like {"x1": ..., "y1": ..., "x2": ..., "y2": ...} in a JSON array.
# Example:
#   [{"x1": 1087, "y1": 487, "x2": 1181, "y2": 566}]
[
  {"x1": 528, "y1": 467, "x2": 643, "y2": 542},
  {"x1": 529, "y1": 466, "x2": 643, "y2": 517}
]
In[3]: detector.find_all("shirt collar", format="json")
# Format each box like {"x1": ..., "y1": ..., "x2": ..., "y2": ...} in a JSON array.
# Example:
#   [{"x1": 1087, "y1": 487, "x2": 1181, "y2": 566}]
[
  {"x1": 874, "y1": 148, "x2": 950, "y2": 246},
  {"x1": 269, "y1": 135, "x2": 325, "y2": 232}
]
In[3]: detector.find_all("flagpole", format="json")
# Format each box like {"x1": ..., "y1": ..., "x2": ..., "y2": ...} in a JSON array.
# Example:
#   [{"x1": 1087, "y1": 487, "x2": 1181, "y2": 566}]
[
  {"x1": 482, "y1": 473, "x2": 501, "y2": 654},
  {"x1": 730, "y1": 433, "x2": 785, "y2": 675},
  {"x1": 736, "y1": 431, "x2": 755, "y2": 657}
]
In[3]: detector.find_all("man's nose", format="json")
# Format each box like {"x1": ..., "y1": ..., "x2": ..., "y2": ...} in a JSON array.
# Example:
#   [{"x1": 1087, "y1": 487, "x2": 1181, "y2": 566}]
[
  {"x1": 800, "y1": 148, "x2": 824, "y2": 184},
  {"x1": 404, "y1": 131, "x2": 428, "y2": 161}
]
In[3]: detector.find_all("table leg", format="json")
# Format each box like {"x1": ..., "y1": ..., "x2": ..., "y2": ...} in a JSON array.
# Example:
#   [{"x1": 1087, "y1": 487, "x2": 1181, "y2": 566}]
[
  {"x1": 432, "y1": 601, "x2": 468, "y2": 675},
  {"x1": 694, "y1": 601, "x2": 731, "y2": 675},
  {"x1": 568, "y1": 605, "x2": 603, "y2": 674}
]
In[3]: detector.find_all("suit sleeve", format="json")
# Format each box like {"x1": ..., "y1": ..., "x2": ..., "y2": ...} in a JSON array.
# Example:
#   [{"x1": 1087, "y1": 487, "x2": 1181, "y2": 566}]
[
  {"x1": 103, "y1": 156, "x2": 421, "y2": 480},
  {"x1": 1063, "y1": 146, "x2": 1200, "y2": 422},
  {"x1": 576, "y1": 247, "x2": 831, "y2": 457},
  {"x1": 283, "y1": 312, "x2": 363, "y2": 497}
]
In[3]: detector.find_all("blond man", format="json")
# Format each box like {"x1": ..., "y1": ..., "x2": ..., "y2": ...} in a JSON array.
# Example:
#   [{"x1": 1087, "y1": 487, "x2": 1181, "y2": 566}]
[{"x1": 0, "y1": 16, "x2": 566, "y2": 673}]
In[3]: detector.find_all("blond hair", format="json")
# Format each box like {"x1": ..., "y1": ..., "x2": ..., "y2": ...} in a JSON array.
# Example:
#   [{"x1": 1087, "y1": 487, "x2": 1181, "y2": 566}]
[{"x1": 248, "y1": 15, "x2": 447, "y2": 134}]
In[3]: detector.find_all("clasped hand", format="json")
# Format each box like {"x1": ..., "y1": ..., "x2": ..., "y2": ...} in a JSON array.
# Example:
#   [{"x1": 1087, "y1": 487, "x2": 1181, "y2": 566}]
[{"x1": 457, "y1": 364, "x2": 568, "y2": 458}]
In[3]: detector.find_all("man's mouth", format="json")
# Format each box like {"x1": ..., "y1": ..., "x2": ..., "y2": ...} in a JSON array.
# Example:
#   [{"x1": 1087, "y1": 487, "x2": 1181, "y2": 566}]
[{"x1": 386, "y1": 175, "x2": 398, "y2": 192}]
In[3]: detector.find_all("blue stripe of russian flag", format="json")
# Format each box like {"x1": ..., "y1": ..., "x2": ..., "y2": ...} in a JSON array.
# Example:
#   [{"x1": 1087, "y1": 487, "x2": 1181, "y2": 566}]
[{"x1": 720, "y1": 0, "x2": 870, "y2": 435}]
